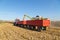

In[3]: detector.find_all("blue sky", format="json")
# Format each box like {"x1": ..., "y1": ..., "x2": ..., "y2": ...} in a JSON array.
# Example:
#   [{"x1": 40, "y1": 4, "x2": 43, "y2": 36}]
[{"x1": 0, "y1": 0, "x2": 60, "y2": 21}]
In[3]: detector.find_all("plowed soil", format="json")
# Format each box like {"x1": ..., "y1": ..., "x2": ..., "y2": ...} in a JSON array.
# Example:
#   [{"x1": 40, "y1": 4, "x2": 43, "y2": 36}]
[{"x1": 0, "y1": 23, "x2": 60, "y2": 40}]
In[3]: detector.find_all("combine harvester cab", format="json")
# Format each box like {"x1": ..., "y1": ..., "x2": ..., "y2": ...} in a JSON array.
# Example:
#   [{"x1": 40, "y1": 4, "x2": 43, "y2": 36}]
[{"x1": 14, "y1": 15, "x2": 50, "y2": 31}]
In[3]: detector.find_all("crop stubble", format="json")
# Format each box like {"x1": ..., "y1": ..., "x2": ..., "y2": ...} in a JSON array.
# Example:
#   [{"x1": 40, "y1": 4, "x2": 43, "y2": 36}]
[{"x1": 0, "y1": 23, "x2": 60, "y2": 40}]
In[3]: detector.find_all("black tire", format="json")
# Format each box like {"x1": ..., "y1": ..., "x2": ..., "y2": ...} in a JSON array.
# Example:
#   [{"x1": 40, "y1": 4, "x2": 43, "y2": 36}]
[
  {"x1": 37, "y1": 27, "x2": 41, "y2": 32},
  {"x1": 28, "y1": 25, "x2": 31, "y2": 29},
  {"x1": 42, "y1": 27, "x2": 46, "y2": 31},
  {"x1": 21, "y1": 25, "x2": 24, "y2": 28},
  {"x1": 28, "y1": 25, "x2": 35, "y2": 30},
  {"x1": 14, "y1": 22, "x2": 17, "y2": 26},
  {"x1": 19, "y1": 24, "x2": 22, "y2": 27},
  {"x1": 13, "y1": 22, "x2": 15, "y2": 26},
  {"x1": 26, "y1": 25, "x2": 29, "y2": 29},
  {"x1": 30, "y1": 26, "x2": 35, "y2": 30},
  {"x1": 33, "y1": 26, "x2": 35, "y2": 30},
  {"x1": 24, "y1": 25, "x2": 26, "y2": 28}
]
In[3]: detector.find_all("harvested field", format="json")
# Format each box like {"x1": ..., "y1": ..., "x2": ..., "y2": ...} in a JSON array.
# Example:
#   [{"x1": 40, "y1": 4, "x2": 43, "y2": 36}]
[{"x1": 0, "y1": 23, "x2": 60, "y2": 40}]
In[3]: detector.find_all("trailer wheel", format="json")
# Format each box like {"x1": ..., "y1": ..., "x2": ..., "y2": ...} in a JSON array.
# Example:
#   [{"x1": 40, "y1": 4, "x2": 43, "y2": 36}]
[
  {"x1": 13, "y1": 22, "x2": 15, "y2": 26},
  {"x1": 42, "y1": 27, "x2": 46, "y2": 30},
  {"x1": 14, "y1": 22, "x2": 17, "y2": 26},
  {"x1": 19, "y1": 24, "x2": 21, "y2": 27},
  {"x1": 28, "y1": 25, "x2": 35, "y2": 30},
  {"x1": 28, "y1": 25, "x2": 31, "y2": 29},
  {"x1": 37, "y1": 27, "x2": 41, "y2": 32},
  {"x1": 33, "y1": 26, "x2": 35, "y2": 30},
  {"x1": 29, "y1": 25, "x2": 33, "y2": 30},
  {"x1": 26, "y1": 25, "x2": 30, "y2": 29},
  {"x1": 24, "y1": 25, "x2": 26, "y2": 28},
  {"x1": 21, "y1": 25, "x2": 24, "y2": 28}
]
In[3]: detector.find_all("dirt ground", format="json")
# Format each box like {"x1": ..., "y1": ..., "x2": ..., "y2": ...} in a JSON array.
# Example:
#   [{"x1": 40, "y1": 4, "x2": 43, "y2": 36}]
[{"x1": 0, "y1": 23, "x2": 60, "y2": 40}]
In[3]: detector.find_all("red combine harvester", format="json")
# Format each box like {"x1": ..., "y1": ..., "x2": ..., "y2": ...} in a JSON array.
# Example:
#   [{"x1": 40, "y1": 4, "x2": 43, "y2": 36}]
[{"x1": 14, "y1": 15, "x2": 50, "y2": 31}]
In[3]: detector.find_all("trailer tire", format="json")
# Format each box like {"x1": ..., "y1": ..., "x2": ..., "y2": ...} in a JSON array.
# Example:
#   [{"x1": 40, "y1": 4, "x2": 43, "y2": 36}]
[
  {"x1": 37, "y1": 27, "x2": 41, "y2": 32},
  {"x1": 20, "y1": 25, "x2": 24, "y2": 28},
  {"x1": 14, "y1": 22, "x2": 17, "y2": 26},
  {"x1": 42, "y1": 27, "x2": 46, "y2": 31},
  {"x1": 33, "y1": 26, "x2": 35, "y2": 30}
]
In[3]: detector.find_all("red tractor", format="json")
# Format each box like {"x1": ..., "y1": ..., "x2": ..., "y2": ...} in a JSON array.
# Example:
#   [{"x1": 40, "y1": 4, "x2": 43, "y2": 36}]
[{"x1": 14, "y1": 15, "x2": 50, "y2": 31}]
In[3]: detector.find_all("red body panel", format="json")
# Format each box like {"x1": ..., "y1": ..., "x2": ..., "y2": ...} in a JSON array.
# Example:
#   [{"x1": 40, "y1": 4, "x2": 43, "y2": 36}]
[
  {"x1": 43, "y1": 20, "x2": 50, "y2": 26},
  {"x1": 17, "y1": 20, "x2": 50, "y2": 27}
]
